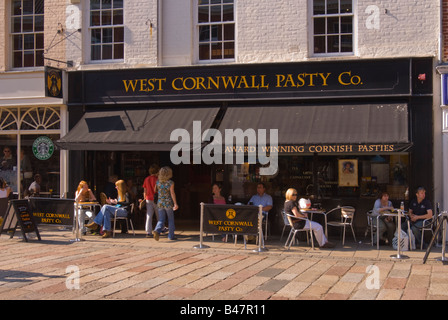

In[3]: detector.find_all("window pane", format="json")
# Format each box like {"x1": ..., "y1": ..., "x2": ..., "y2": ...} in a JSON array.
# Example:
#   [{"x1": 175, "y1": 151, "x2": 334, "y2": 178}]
[
  {"x1": 13, "y1": 35, "x2": 22, "y2": 50},
  {"x1": 224, "y1": 42, "x2": 234, "y2": 58},
  {"x1": 13, "y1": 17, "x2": 21, "y2": 33},
  {"x1": 24, "y1": 34, "x2": 34, "y2": 50},
  {"x1": 102, "y1": 44, "x2": 112, "y2": 59},
  {"x1": 113, "y1": 27, "x2": 124, "y2": 42},
  {"x1": 102, "y1": 0, "x2": 112, "y2": 9},
  {"x1": 314, "y1": 36, "x2": 325, "y2": 53},
  {"x1": 102, "y1": 10, "x2": 112, "y2": 25},
  {"x1": 113, "y1": 9, "x2": 123, "y2": 24},
  {"x1": 102, "y1": 28, "x2": 113, "y2": 43},
  {"x1": 223, "y1": 0, "x2": 233, "y2": 3},
  {"x1": 113, "y1": 0, "x2": 123, "y2": 8},
  {"x1": 24, "y1": 51, "x2": 35, "y2": 67},
  {"x1": 341, "y1": 16, "x2": 352, "y2": 33},
  {"x1": 223, "y1": 24, "x2": 234, "y2": 40},
  {"x1": 23, "y1": 16, "x2": 33, "y2": 32},
  {"x1": 198, "y1": 6, "x2": 209, "y2": 23},
  {"x1": 36, "y1": 33, "x2": 44, "y2": 49},
  {"x1": 114, "y1": 43, "x2": 124, "y2": 59},
  {"x1": 91, "y1": 45, "x2": 101, "y2": 60},
  {"x1": 35, "y1": 15, "x2": 44, "y2": 32},
  {"x1": 223, "y1": 5, "x2": 233, "y2": 21},
  {"x1": 14, "y1": 52, "x2": 23, "y2": 67},
  {"x1": 13, "y1": 0, "x2": 21, "y2": 15},
  {"x1": 210, "y1": 0, "x2": 221, "y2": 4},
  {"x1": 210, "y1": 5, "x2": 221, "y2": 22},
  {"x1": 35, "y1": 0, "x2": 44, "y2": 14},
  {"x1": 314, "y1": 17, "x2": 325, "y2": 34},
  {"x1": 23, "y1": 0, "x2": 34, "y2": 14},
  {"x1": 91, "y1": 0, "x2": 100, "y2": 10},
  {"x1": 327, "y1": 35, "x2": 339, "y2": 52},
  {"x1": 341, "y1": 35, "x2": 352, "y2": 52},
  {"x1": 199, "y1": 43, "x2": 210, "y2": 60},
  {"x1": 90, "y1": 11, "x2": 101, "y2": 26},
  {"x1": 211, "y1": 42, "x2": 222, "y2": 59},
  {"x1": 340, "y1": 0, "x2": 352, "y2": 13},
  {"x1": 327, "y1": 0, "x2": 339, "y2": 14},
  {"x1": 199, "y1": 0, "x2": 210, "y2": 4},
  {"x1": 91, "y1": 29, "x2": 101, "y2": 44},
  {"x1": 211, "y1": 25, "x2": 222, "y2": 41},
  {"x1": 35, "y1": 49, "x2": 44, "y2": 66},
  {"x1": 327, "y1": 17, "x2": 339, "y2": 34},
  {"x1": 313, "y1": 0, "x2": 325, "y2": 15},
  {"x1": 199, "y1": 25, "x2": 210, "y2": 42}
]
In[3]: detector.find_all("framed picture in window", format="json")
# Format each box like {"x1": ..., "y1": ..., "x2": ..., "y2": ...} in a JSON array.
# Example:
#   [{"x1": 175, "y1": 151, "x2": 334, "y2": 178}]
[{"x1": 338, "y1": 159, "x2": 358, "y2": 187}]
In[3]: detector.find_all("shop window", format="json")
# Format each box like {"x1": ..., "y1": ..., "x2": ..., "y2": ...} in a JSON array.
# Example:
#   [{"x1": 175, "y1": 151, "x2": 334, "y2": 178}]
[
  {"x1": 224, "y1": 154, "x2": 409, "y2": 204},
  {"x1": 0, "y1": 107, "x2": 61, "y2": 198},
  {"x1": 198, "y1": 0, "x2": 235, "y2": 61},
  {"x1": 312, "y1": 0, "x2": 354, "y2": 55},
  {"x1": 89, "y1": 0, "x2": 124, "y2": 61},
  {"x1": 10, "y1": 0, "x2": 45, "y2": 68}
]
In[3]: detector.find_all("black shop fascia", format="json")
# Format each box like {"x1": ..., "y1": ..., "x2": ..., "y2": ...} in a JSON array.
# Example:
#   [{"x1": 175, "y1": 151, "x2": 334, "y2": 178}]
[{"x1": 60, "y1": 57, "x2": 433, "y2": 226}]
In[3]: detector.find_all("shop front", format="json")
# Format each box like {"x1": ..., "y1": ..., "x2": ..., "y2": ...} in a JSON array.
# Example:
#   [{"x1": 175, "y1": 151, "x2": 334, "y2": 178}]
[
  {"x1": 0, "y1": 70, "x2": 67, "y2": 202},
  {"x1": 60, "y1": 57, "x2": 434, "y2": 234}
]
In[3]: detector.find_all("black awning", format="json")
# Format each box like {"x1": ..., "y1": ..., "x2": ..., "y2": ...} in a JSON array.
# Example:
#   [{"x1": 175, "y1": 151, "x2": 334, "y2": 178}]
[
  {"x1": 216, "y1": 104, "x2": 410, "y2": 151},
  {"x1": 56, "y1": 107, "x2": 220, "y2": 151}
]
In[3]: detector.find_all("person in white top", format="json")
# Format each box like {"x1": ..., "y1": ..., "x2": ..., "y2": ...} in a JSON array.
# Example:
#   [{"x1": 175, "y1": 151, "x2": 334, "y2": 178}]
[{"x1": 0, "y1": 178, "x2": 11, "y2": 199}]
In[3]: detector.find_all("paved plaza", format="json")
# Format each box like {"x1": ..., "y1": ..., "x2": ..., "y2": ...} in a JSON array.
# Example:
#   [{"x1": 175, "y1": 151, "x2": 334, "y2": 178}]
[{"x1": 0, "y1": 225, "x2": 448, "y2": 303}]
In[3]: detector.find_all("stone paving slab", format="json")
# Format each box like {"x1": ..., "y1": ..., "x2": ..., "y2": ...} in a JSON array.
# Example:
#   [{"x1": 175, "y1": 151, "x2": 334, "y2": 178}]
[{"x1": 0, "y1": 226, "x2": 447, "y2": 304}]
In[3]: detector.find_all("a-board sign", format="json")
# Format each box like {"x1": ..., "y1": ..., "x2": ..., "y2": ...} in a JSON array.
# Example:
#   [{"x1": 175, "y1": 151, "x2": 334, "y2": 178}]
[
  {"x1": 29, "y1": 198, "x2": 74, "y2": 226},
  {"x1": 202, "y1": 204, "x2": 260, "y2": 235},
  {"x1": 0, "y1": 199, "x2": 41, "y2": 242}
]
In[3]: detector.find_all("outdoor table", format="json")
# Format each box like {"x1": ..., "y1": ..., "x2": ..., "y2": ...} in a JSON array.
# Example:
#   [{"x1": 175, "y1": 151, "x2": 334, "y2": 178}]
[
  {"x1": 381, "y1": 209, "x2": 409, "y2": 259},
  {"x1": 374, "y1": 209, "x2": 411, "y2": 251},
  {"x1": 300, "y1": 208, "x2": 327, "y2": 238},
  {"x1": 72, "y1": 201, "x2": 101, "y2": 242}
]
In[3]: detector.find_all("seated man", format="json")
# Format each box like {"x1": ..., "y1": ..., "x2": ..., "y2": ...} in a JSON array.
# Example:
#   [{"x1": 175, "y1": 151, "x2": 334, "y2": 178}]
[
  {"x1": 248, "y1": 182, "x2": 273, "y2": 217},
  {"x1": 247, "y1": 183, "x2": 273, "y2": 241},
  {"x1": 402, "y1": 186, "x2": 433, "y2": 248}
]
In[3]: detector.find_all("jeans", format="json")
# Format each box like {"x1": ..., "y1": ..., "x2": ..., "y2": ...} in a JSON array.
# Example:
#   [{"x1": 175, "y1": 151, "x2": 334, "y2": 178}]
[
  {"x1": 402, "y1": 219, "x2": 424, "y2": 245},
  {"x1": 145, "y1": 200, "x2": 158, "y2": 234},
  {"x1": 94, "y1": 204, "x2": 127, "y2": 231},
  {"x1": 154, "y1": 208, "x2": 175, "y2": 239}
]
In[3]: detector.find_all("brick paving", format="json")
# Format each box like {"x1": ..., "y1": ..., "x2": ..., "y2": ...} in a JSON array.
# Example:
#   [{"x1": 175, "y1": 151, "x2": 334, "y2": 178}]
[{"x1": 0, "y1": 226, "x2": 448, "y2": 301}]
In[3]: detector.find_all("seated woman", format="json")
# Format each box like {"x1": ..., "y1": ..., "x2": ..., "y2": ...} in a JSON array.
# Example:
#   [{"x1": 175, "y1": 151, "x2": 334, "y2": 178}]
[
  {"x1": 86, "y1": 179, "x2": 129, "y2": 238},
  {"x1": 284, "y1": 188, "x2": 334, "y2": 248},
  {"x1": 372, "y1": 191, "x2": 396, "y2": 245},
  {"x1": 211, "y1": 182, "x2": 227, "y2": 241},
  {"x1": 75, "y1": 180, "x2": 97, "y2": 234}
]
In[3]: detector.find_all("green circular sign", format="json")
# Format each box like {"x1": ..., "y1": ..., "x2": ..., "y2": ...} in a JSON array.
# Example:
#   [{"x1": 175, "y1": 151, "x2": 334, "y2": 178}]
[{"x1": 32, "y1": 136, "x2": 54, "y2": 160}]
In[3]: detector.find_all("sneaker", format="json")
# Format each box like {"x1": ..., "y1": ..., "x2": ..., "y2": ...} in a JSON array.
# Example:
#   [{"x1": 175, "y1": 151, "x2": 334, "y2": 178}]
[{"x1": 152, "y1": 231, "x2": 160, "y2": 241}]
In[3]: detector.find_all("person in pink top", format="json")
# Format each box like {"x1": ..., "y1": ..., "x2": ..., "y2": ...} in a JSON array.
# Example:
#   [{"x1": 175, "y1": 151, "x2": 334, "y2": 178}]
[
  {"x1": 142, "y1": 164, "x2": 159, "y2": 238},
  {"x1": 212, "y1": 182, "x2": 226, "y2": 205}
]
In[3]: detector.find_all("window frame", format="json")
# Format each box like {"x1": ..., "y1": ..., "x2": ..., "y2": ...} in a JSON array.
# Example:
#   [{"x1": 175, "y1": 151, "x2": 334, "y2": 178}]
[
  {"x1": 87, "y1": 0, "x2": 125, "y2": 63},
  {"x1": 310, "y1": 0, "x2": 356, "y2": 57},
  {"x1": 9, "y1": 0, "x2": 45, "y2": 70},
  {"x1": 195, "y1": 0, "x2": 236, "y2": 64}
]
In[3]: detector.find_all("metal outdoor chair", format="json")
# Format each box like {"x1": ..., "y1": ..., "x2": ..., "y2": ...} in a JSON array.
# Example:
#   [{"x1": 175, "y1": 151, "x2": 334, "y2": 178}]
[
  {"x1": 365, "y1": 209, "x2": 377, "y2": 246},
  {"x1": 280, "y1": 209, "x2": 292, "y2": 242},
  {"x1": 111, "y1": 203, "x2": 135, "y2": 237},
  {"x1": 326, "y1": 206, "x2": 356, "y2": 246},
  {"x1": 284, "y1": 212, "x2": 314, "y2": 250},
  {"x1": 419, "y1": 203, "x2": 439, "y2": 249}
]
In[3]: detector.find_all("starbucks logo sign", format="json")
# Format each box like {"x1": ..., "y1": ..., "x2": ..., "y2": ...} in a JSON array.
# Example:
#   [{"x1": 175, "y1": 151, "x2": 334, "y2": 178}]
[{"x1": 33, "y1": 136, "x2": 54, "y2": 160}]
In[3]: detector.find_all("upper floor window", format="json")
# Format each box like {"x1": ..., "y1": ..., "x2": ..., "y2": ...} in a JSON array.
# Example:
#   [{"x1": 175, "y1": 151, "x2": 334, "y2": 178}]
[
  {"x1": 90, "y1": 0, "x2": 124, "y2": 61},
  {"x1": 198, "y1": 0, "x2": 235, "y2": 61},
  {"x1": 11, "y1": 0, "x2": 44, "y2": 68},
  {"x1": 312, "y1": 0, "x2": 353, "y2": 55}
]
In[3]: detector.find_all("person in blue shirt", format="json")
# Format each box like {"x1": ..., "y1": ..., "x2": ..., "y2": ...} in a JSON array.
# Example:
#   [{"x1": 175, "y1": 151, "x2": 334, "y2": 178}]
[{"x1": 248, "y1": 183, "x2": 273, "y2": 217}]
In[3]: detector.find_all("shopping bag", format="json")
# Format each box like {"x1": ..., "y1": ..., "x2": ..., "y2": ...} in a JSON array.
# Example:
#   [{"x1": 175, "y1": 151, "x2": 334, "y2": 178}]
[{"x1": 392, "y1": 229, "x2": 409, "y2": 251}]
